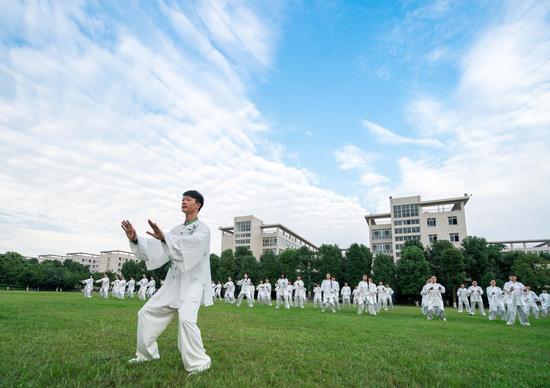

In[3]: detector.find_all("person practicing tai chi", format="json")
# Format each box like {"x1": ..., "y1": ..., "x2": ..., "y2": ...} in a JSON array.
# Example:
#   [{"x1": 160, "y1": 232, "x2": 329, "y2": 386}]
[
  {"x1": 264, "y1": 279, "x2": 272, "y2": 306},
  {"x1": 293, "y1": 276, "x2": 306, "y2": 309},
  {"x1": 81, "y1": 275, "x2": 94, "y2": 298},
  {"x1": 468, "y1": 281, "x2": 485, "y2": 316},
  {"x1": 146, "y1": 276, "x2": 156, "y2": 299},
  {"x1": 214, "y1": 281, "x2": 222, "y2": 301},
  {"x1": 137, "y1": 275, "x2": 149, "y2": 301},
  {"x1": 523, "y1": 286, "x2": 540, "y2": 319},
  {"x1": 376, "y1": 282, "x2": 388, "y2": 312},
  {"x1": 223, "y1": 277, "x2": 235, "y2": 304},
  {"x1": 95, "y1": 274, "x2": 110, "y2": 299},
  {"x1": 321, "y1": 273, "x2": 336, "y2": 313},
  {"x1": 275, "y1": 274, "x2": 289, "y2": 309},
  {"x1": 503, "y1": 275, "x2": 530, "y2": 326},
  {"x1": 357, "y1": 275, "x2": 371, "y2": 315},
  {"x1": 313, "y1": 284, "x2": 322, "y2": 307},
  {"x1": 539, "y1": 290, "x2": 549, "y2": 317},
  {"x1": 421, "y1": 276, "x2": 446, "y2": 321},
  {"x1": 341, "y1": 282, "x2": 352, "y2": 309},
  {"x1": 385, "y1": 284, "x2": 394, "y2": 309},
  {"x1": 121, "y1": 190, "x2": 213, "y2": 375},
  {"x1": 332, "y1": 277, "x2": 340, "y2": 310},
  {"x1": 456, "y1": 283, "x2": 471, "y2": 313},
  {"x1": 236, "y1": 273, "x2": 253, "y2": 307},
  {"x1": 352, "y1": 286, "x2": 358, "y2": 305},
  {"x1": 127, "y1": 277, "x2": 136, "y2": 298},
  {"x1": 486, "y1": 280, "x2": 506, "y2": 321},
  {"x1": 118, "y1": 275, "x2": 127, "y2": 299}
]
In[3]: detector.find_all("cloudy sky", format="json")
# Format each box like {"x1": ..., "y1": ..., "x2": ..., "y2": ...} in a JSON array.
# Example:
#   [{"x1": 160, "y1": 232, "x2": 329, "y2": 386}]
[{"x1": 1, "y1": 0, "x2": 549, "y2": 257}]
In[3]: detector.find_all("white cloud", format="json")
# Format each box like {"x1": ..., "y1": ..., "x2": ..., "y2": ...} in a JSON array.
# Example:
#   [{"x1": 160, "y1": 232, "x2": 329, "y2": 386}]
[
  {"x1": 334, "y1": 144, "x2": 378, "y2": 170},
  {"x1": 0, "y1": 2, "x2": 368, "y2": 256},
  {"x1": 362, "y1": 119, "x2": 443, "y2": 147},
  {"x1": 360, "y1": 173, "x2": 389, "y2": 186}
]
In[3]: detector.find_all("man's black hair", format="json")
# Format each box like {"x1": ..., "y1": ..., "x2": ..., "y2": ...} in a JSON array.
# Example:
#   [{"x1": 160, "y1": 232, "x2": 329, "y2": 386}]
[{"x1": 183, "y1": 190, "x2": 204, "y2": 211}]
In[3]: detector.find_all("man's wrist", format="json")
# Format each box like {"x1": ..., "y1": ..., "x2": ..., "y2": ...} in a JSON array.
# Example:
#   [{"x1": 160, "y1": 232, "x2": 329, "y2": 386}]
[{"x1": 131, "y1": 237, "x2": 138, "y2": 244}]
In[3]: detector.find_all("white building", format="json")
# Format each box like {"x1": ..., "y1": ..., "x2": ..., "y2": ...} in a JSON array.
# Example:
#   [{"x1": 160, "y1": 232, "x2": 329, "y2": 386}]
[
  {"x1": 365, "y1": 194, "x2": 470, "y2": 259},
  {"x1": 220, "y1": 215, "x2": 318, "y2": 259},
  {"x1": 66, "y1": 252, "x2": 101, "y2": 272},
  {"x1": 98, "y1": 250, "x2": 138, "y2": 274},
  {"x1": 489, "y1": 239, "x2": 550, "y2": 255},
  {"x1": 36, "y1": 254, "x2": 66, "y2": 263}
]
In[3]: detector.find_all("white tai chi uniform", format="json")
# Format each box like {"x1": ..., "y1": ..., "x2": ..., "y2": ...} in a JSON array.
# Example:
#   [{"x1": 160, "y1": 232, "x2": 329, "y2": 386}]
[
  {"x1": 486, "y1": 285, "x2": 506, "y2": 321},
  {"x1": 264, "y1": 282, "x2": 272, "y2": 306},
  {"x1": 214, "y1": 283, "x2": 222, "y2": 300},
  {"x1": 377, "y1": 285, "x2": 388, "y2": 311},
  {"x1": 386, "y1": 287, "x2": 394, "y2": 308},
  {"x1": 81, "y1": 278, "x2": 93, "y2": 298},
  {"x1": 286, "y1": 284, "x2": 294, "y2": 307},
  {"x1": 352, "y1": 288, "x2": 358, "y2": 305},
  {"x1": 540, "y1": 292, "x2": 549, "y2": 317},
  {"x1": 95, "y1": 277, "x2": 110, "y2": 298},
  {"x1": 341, "y1": 286, "x2": 351, "y2": 308},
  {"x1": 294, "y1": 280, "x2": 306, "y2": 309},
  {"x1": 333, "y1": 281, "x2": 340, "y2": 310},
  {"x1": 127, "y1": 279, "x2": 136, "y2": 298},
  {"x1": 146, "y1": 279, "x2": 156, "y2": 299},
  {"x1": 357, "y1": 281, "x2": 377, "y2": 315},
  {"x1": 111, "y1": 279, "x2": 120, "y2": 298},
  {"x1": 422, "y1": 283, "x2": 446, "y2": 320},
  {"x1": 137, "y1": 278, "x2": 148, "y2": 300},
  {"x1": 129, "y1": 219, "x2": 213, "y2": 373},
  {"x1": 523, "y1": 291, "x2": 540, "y2": 319},
  {"x1": 313, "y1": 286, "x2": 322, "y2": 307},
  {"x1": 503, "y1": 281, "x2": 529, "y2": 326},
  {"x1": 321, "y1": 279, "x2": 336, "y2": 313},
  {"x1": 276, "y1": 278, "x2": 289, "y2": 309},
  {"x1": 223, "y1": 281, "x2": 235, "y2": 304},
  {"x1": 236, "y1": 278, "x2": 253, "y2": 307},
  {"x1": 119, "y1": 279, "x2": 127, "y2": 299},
  {"x1": 468, "y1": 285, "x2": 485, "y2": 315},
  {"x1": 456, "y1": 288, "x2": 471, "y2": 313}
]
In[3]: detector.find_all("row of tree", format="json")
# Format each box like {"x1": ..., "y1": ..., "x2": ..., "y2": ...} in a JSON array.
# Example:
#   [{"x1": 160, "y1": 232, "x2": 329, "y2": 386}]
[{"x1": 2, "y1": 236, "x2": 549, "y2": 304}]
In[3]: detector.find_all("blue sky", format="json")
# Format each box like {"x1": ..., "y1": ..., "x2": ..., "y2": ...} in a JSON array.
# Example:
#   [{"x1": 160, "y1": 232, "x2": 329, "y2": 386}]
[{"x1": 0, "y1": 1, "x2": 549, "y2": 256}]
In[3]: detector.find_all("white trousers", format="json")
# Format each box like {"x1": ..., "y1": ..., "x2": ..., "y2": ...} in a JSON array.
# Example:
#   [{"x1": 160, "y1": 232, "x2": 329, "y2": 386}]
[
  {"x1": 236, "y1": 292, "x2": 253, "y2": 307},
  {"x1": 294, "y1": 294, "x2": 305, "y2": 308},
  {"x1": 322, "y1": 296, "x2": 336, "y2": 312},
  {"x1": 128, "y1": 287, "x2": 134, "y2": 298},
  {"x1": 313, "y1": 294, "x2": 322, "y2": 307},
  {"x1": 357, "y1": 300, "x2": 376, "y2": 315},
  {"x1": 457, "y1": 297, "x2": 470, "y2": 312},
  {"x1": 224, "y1": 292, "x2": 235, "y2": 304},
  {"x1": 138, "y1": 288, "x2": 147, "y2": 301},
  {"x1": 276, "y1": 293, "x2": 290, "y2": 309},
  {"x1": 470, "y1": 301, "x2": 485, "y2": 315},
  {"x1": 136, "y1": 299, "x2": 211, "y2": 372},
  {"x1": 488, "y1": 304, "x2": 507, "y2": 321},
  {"x1": 427, "y1": 306, "x2": 445, "y2": 320},
  {"x1": 342, "y1": 296, "x2": 351, "y2": 308},
  {"x1": 506, "y1": 303, "x2": 529, "y2": 325},
  {"x1": 100, "y1": 287, "x2": 109, "y2": 298}
]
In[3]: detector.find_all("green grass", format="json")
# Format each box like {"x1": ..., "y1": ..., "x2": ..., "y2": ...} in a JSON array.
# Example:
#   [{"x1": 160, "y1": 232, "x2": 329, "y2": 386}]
[{"x1": 0, "y1": 291, "x2": 549, "y2": 387}]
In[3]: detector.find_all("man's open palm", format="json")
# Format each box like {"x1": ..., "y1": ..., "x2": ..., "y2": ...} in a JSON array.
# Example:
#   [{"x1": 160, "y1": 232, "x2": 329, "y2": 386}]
[
  {"x1": 146, "y1": 219, "x2": 165, "y2": 241},
  {"x1": 121, "y1": 220, "x2": 137, "y2": 241}
]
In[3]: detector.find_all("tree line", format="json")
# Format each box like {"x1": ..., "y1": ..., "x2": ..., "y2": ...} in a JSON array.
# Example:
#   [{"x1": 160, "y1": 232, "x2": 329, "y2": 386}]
[{"x1": 1, "y1": 236, "x2": 549, "y2": 303}]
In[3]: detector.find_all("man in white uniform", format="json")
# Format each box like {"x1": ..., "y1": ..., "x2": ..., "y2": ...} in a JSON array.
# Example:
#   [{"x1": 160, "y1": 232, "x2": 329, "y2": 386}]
[
  {"x1": 352, "y1": 287, "x2": 358, "y2": 305},
  {"x1": 214, "y1": 281, "x2": 222, "y2": 301},
  {"x1": 81, "y1": 276, "x2": 94, "y2": 298},
  {"x1": 264, "y1": 279, "x2": 273, "y2": 306},
  {"x1": 503, "y1": 275, "x2": 530, "y2": 326},
  {"x1": 332, "y1": 277, "x2": 340, "y2": 310},
  {"x1": 137, "y1": 275, "x2": 148, "y2": 301},
  {"x1": 286, "y1": 281, "x2": 294, "y2": 307},
  {"x1": 95, "y1": 274, "x2": 110, "y2": 298},
  {"x1": 486, "y1": 280, "x2": 506, "y2": 321},
  {"x1": 275, "y1": 274, "x2": 289, "y2": 309},
  {"x1": 294, "y1": 276, "x2": 306, "y2": 309},
  {"x1": 385, "y1": 284, "x2": 394, "y2": 309},
  {"x1": 121, "y1": 190, "x2": 212, "y2": 374},
  {"x1": 523, "y1": 286, "x2": 540, "y2": 319},
  {"x1": 539, "y1": 290, "x2": 549, "y2": 317},
  {"x1": 421, "y1": 276, "x2": 446, "y2": 321},
  {"x1": 456, "y1": 284, "x2": 471, "y2": 313},
  {"x1": 376, "y1": 282, "x2": 388, "y2": 312},
  {"x1": 313, "y1": 284, "x2": 322, "y2": 307},
  {"x1": 127, "y1": 277, "x2": 136, "y2": 298},
  {"x1": 119, "y1": 276, "x2": 127, "y2": 299},
  {"x1": 341, "y1": 283, "x2": 352, "y2": 309},
  {"x1": 236, "y1": 273, "x2": 253, "y2": 307},
  {"x1": 357, "y1": 275, "x2": 370, "y2": 315},
  {"x1": 468, "y1": 281, "x2": 485, "y2": 316},
  {"x1": 223, "y1": 277, "x2": 235, "y2": 304},
  {"x1": 320, "y1": 274, "x2": 336, "y2": 313},
  {"x1": 421, "y1": 279, "x2": 430, "y2": 316},
  {"x1": 146, "y1": 276, "x2": 156, "y2": 299}
]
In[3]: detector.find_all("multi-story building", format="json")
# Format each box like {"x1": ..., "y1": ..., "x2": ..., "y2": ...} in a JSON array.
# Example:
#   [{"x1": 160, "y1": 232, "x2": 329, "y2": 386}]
[
  {"x1": 365, "y1": 194, "x2": 470, "y2": 259},
  {"x1": 66, "y1": 252, "x2": 101, "y2": 272},
  {"x1": 489, "y1": 239, "x2": 550, "y2": 255},
  {"x1": 36, "y1": 254, "x2": 66, "y2": 263},
  {"x1": 98, "y1": 250, "x2": 138, "y2": 274},
  {"x1": 220, "y1": 215, "x2": 318, "y2": 259}
]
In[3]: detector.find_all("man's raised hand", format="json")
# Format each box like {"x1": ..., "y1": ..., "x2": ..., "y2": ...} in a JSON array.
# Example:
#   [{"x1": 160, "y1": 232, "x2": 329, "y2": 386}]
[
  {"x1": 121, "y1": 220, "x2": 137, "y2": 241},
  {"x1": 146, "y1": 219, "x2": 165, "y2": 241}
]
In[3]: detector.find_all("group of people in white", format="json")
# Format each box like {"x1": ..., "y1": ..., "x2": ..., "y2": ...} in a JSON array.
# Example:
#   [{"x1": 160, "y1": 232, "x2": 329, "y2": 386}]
[
  {"x1": 80, "y1": 273, "x2": 158, "y2": 300},
  {"x1": 421, "y1": 274, "x2": 549, "y2": 325},
  {"x1": 209, "y1": 272, "x2": 395, "y2": 315}
]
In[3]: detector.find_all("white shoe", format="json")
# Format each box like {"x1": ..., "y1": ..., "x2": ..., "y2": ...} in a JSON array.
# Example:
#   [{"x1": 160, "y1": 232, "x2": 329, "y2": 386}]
[
  {"x1": 522, "y1": 322, "x2": 531, "y2": 326},
  {"x1": 443, "y1": 318, "x2": 447, "y2": 321},
  {"x1": 506, "y1": 321, "x2": 513, "y2": 326},
  {"x1": 188, "y1": 362, "x2": 211, "y2": 376},
  {"x1": 128, "y1": 357, "x2": 149, "y2": 364}
]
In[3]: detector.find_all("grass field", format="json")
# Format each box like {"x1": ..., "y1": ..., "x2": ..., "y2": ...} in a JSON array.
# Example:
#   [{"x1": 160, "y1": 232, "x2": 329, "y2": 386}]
[{"x1": 0, "y1": 291, "x2": 549, "y2": 387}]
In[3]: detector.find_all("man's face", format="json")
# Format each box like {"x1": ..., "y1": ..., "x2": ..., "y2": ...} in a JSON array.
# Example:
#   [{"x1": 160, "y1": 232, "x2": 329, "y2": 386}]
[
  {"x1": 510, "y1": 275, "x2": 517, "y2": 282},
  {"x1": 181, "y1": 195, "x2": 200, "y2": 214},
  {"x1": 363, "y1": 275, "x2": 368, "y2": 281},
  {"x1": 430, "y1": 276, "x2": 437, "y2": 283},
  {"x1": 490, "y1": 280, "x2": 496, "y2": 286},
  {"x1": 244, "y1": 274, "x2": 248, "y2": 279},
  {"x1": 472, "y1": 281, "x2": 477, "y2": 286},
  {"x1": 325, "y1": 274, "x2": 330, "y2": 279},
  {"x1": 460, "y1": 284, "x2": 465, "y2": 288}
]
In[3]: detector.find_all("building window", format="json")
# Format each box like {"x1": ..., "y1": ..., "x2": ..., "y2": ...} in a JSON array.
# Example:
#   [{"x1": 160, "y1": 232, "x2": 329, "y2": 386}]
[
  {"x1": 372, "y1": 228, "x2": 392, "y2": 240},
  {"x1": 394, "y1": 226, "x2": 421, "y2": 234},
  {"x1": 395, "y1": 235, "x2": 421, "y2": 242},
  {"x1": 427, "y1": 218, "x2": 436, "y2": 227},
  {"x1": 429, "y1": 234, "x2": 438, "y2": 243},
  {"x1": 449, "y1": 233, "x2": 459, "y2": 242},
  {"x1": 392, "y1": 204, "x2": 419, "y2": 218},
  {"x1": 236, "y1": 221, "x2": 251, "y2": 232},
  {"x1": 262, "y1": 237, "x2": 277, "y2": 247},
  {"x1": 448, "y1": 216, "x2": 458, "y2": 225},
  {"x1": 394, "y1": 219, "x2": 419, "y2": 226},
  {"x1": 235, "y1": 239, "x2": 250, "y2": 245}
]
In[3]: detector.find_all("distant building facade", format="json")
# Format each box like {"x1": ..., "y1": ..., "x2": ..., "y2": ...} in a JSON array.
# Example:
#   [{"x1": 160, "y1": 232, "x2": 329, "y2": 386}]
[
  {"x1": 220, "y1": 215, "x2": 318, "y2": 259},
  {"x1": 489, "y1": 239, "x2": 550, "y2": 255},
  {"x1": 365, "y1": 194, "x2": 470, "y2": 259},
  {"x1": 32, "y1": 250, "x2": 138, "y2": 274}
]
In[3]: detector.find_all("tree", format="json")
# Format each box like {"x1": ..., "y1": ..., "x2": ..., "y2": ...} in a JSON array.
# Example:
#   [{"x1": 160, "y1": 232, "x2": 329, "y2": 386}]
[
  {"x1": 209, "y1": 253, "x2": 220, "y2": 281},
  {"x1": 344, "y1": 243, "x2": 369, "y2": 285},
  {"x1": 278, "y1": 249, "x2": 300, "y2": 280},
  {"x1": 428, "y1": 241, "x2": 466, "y2": 304},
  {"x1": 462, "y1": 236, "x2": 493, "y2": 281},
  {"x1": 359, "y1": 244, "x2": 374, "y2": 275},
  {"x1": 238, "y1": 255, "x2": 258, "y2": 281},
  {"x1": 258, "y1": 250, "x2": 280, "y2": 282},
  {"x1": 404, "y1": 239, "x2": 424, "y2": 251},
  {"x1": 372, "y1": 254, "x2": 396, "y2": 285},
  {"x1": 317, "y1": 244, "x2": 343, "y2": 280},
  {"x1": 121, "y1": 260, "x2": 147, "y2": 281},
  {"x1": 219, "y1": 249, "x2": 236, "y2": 281},
  {"x1": 234, "y1": 247, "x2": 253, "y2": 278},
  {"x1": 512, "y1": 252, "x2": 550, "y2": 292},
  {"x1": 395, "y1": 246, "x2": 430, "y2": 301},
  {"x1": 296, "y1": 246, "x2": 314, "y2": 289}
]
